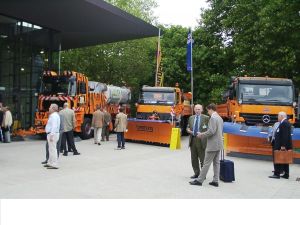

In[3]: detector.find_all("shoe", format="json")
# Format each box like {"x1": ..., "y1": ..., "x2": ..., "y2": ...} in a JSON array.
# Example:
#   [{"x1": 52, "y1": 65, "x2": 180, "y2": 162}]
[
  {"x1": 43, "y1": 164, "x2": 51, "y2": 168},
  {"x1": 41, "y1": 161, "x2": 47, "y2": 164},
  {"x1": 280, "y1": 174, "x2": 289, "y2": 179},
  {"x1": 209, "y1": 181, "x2": 219, "y2": 187},
  {"x1": 190, "y1": 174, "x2": 199, "y2": 179},
  {"x1": 63, "y1": 152, "x2": 68, "y2": 156},
  {"x1": 121, "y1": 147, "x2": 125, "y2": 149},
  {"x1": 189, "y1": 180, "x2": 202, "y2": 186},
  {"x1": 114, "y1": 147, "x2": 121, "y2": 150},
  {"x1": 98, "y1": 143, "x2": 101, "y2": 145},
  {"x1": 269, "y1": 175, "x2": 280, "y2": 179},
  {"x1": 272, "y1": 170, "x2": 283, "y2": 174},
  {"x1": 73, "y1": 152, "x2": 81, "y2": 155},
  {"x1": 47, "y1": 166, "x2": 59, "y2": 169}
]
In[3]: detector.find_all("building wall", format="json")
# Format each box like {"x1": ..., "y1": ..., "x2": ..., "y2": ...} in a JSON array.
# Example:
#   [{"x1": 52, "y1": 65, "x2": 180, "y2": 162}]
[{"x1": 0, "y1": 14, "x2": 58, "y2": 129}]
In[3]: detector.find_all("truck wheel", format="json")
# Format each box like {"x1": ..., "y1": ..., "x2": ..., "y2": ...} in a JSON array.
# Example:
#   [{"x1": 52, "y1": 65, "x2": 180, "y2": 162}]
[{"x1": 79, "y1": 118, "x2": 93, "y2": 140}]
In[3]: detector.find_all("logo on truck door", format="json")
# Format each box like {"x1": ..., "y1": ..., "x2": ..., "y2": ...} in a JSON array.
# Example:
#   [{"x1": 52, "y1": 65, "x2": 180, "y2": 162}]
[{"x1": 136, "y1": 126, "x2": 153, "y2": 132}]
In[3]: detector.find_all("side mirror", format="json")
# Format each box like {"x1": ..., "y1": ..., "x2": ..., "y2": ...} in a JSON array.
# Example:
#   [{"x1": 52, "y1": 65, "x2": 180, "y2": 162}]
[{"x1": 295, "y1": 88, "x2": 299, "y2": 97}]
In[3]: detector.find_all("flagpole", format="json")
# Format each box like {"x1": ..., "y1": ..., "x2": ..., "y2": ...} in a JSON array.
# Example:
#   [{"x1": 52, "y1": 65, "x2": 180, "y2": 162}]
[
  {"x1": 191, "y1": 29, "x2": 194, "y2": 106},
  {"x1": 155, "y1": 28, "x2": 161, "y2": 87},
  {"x1": 190, "y1": 29, "x2": 194, "y2": 107}
]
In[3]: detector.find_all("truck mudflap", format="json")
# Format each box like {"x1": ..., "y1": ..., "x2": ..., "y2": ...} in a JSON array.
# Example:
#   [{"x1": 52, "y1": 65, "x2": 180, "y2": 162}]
[
  {"x1": 223, "y1": 122, "x2": 300, "y2": 159},
  {"x1": 125, "y1": 119, "x2": 175, "y2": 145}
]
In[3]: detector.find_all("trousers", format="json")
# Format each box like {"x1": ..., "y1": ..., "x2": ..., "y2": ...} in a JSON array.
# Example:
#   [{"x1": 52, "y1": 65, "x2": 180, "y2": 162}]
[
  {"x1": 47, "y1": 133, "x2": 59, "y2": 167},
  {"x1": 101, "y1": 125, "x2": 110, "y2": 141},
  {"x1": 190, "y1": 137, "x2": 206, "y2": 175},
  {"x1": 62, "y1": 130, "x2": 78, "y2": 153},
  {"x1": 197, "y1": 151, "x2": 220, "y2": 183},
  {"x1": 117, "y1": 132, "x2": 125, "y2": 148},
  {"x1": 94, "y1": 127, "x2": 102, "y2": 144}
]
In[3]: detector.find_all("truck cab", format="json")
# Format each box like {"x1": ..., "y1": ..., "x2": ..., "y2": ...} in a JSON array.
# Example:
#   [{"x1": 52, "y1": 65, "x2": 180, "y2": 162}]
[
  {"x1": 136, "y1": 86, "x2": 179, "y2": 120},
  {"x1": 218, "y1": 77, "x2": 296, "y2": 126}
]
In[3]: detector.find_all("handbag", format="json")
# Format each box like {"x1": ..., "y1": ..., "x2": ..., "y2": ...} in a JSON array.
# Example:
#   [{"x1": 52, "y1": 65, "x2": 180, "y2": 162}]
[{"x1": 274, "y1": 149, "x2": 294, "y2": 164}]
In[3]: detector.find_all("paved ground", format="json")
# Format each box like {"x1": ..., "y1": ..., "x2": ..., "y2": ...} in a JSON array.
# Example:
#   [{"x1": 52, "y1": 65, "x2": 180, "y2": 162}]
[{"x1": 0, "y1": 135, "x2": 300, "y2": 199}]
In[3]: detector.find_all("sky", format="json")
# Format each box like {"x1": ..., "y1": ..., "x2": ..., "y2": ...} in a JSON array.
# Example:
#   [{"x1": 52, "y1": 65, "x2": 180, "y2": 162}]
[{"x1": 154, "y1": 0, "x2": 210, "y2": 28}]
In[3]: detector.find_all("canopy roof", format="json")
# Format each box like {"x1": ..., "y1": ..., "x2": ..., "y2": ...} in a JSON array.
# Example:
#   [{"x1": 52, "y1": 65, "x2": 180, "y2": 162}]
[{"x1": 0, "y1": 0, "x2": 158, "y2": 50}]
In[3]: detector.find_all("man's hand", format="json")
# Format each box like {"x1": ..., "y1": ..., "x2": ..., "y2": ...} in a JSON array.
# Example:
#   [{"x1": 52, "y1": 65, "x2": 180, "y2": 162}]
[
  {"x1": 196, "y1": 132, "x2": 202, "y2": 138},
  {"x1": 187, "y1": 128, "x2": 192, "y2": 135}
]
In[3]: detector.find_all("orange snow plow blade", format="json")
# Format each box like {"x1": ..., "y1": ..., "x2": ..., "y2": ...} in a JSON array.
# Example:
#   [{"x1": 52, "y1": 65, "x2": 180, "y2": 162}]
[
  {"x1": 125, "y1": 119, "x2": 175, "y2": 145},
  {"x1": 13, "y1": 127, "x2": 37, "y2": 137}
]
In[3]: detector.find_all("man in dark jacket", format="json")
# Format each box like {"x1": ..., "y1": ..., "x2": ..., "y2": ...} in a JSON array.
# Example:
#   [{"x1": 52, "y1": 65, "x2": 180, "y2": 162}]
[
  {"x1": 101, "y1": 109, "x2": 112, "y2": 141},
  {"x1": 269, "y1": 112, "x2": 292, "y2": 179}
]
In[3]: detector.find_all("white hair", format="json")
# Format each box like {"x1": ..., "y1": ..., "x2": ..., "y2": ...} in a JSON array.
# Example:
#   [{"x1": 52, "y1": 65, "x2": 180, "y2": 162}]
[
  {"x1": 50, "y1": 104, "x2": 58, "y2": 112},
  {"x1": 63, "y1": 102, "x2": 69, "y2": 108},
  {"x1": 278, "y1": 111, "x2": 287, "y2": 119}
]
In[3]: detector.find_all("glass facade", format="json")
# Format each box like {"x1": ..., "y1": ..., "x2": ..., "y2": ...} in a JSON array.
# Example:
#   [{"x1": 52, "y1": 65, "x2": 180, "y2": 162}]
[{"x1": 0, "y1": 14, "x2": 59, "y2": 129}]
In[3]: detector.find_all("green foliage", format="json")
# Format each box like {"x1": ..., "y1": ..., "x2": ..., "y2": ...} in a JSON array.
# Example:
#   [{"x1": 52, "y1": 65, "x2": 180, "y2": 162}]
[
  {"x1": 60, "y1": 0, "x2": 159, "y2": 113},
  {"x1": 107, "y1": 0, "x2": 158, "y2": 23},
  {"x1": 60, "y1": 0, "x2": 300, "y2": 110},
  {"x1": 160, "y1": 25, "x2": 232, "y2": 105},
  {"x1": 213, "y1": 0, "x2": 300, "y2": 79}
]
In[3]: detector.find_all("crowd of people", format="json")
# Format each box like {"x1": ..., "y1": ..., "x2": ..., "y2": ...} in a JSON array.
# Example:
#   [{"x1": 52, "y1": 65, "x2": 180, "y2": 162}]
[
  {"x1": 1, "y1": 100, "x2": 297, "y2": 182},
  {"x1": 186, "y1": 103, "x2": 295, "y2": 187},
  {"x1": 42, "y1": 103, "x2": 127, "y2": 169}
]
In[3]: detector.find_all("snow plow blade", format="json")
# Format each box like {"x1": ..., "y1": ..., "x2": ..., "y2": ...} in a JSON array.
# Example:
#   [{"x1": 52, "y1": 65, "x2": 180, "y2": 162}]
[
  {"x1": 223, "y1": 122, "x2": 300, "y2": 160},
  {"x1": 125, "y1": 119, "x2": 175, "y2": 145}
]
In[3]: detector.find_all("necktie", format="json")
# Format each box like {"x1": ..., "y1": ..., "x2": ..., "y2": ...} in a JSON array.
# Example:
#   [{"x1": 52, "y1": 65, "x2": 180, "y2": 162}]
[{"x1": 193, "y1": 116, "x2": 199, "y2": 136}]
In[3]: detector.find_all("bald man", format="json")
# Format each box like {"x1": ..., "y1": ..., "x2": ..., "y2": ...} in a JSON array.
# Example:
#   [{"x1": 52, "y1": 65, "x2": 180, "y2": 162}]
[
  {"x1": 186, "y1": 104, "x2": 209, "y2": 178},
  {"x1": 44, "y1": 104, "x2": 60, "y2": 169},
  {"x1": 269, "y1": 111, "x2": 292, "y2": 179}
]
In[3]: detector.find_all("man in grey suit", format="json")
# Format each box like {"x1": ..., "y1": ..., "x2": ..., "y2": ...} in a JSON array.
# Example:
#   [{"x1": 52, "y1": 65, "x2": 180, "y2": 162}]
[
  {"x1": 186, "y1": 104, "x2": 209, "y2": 178},
  {"x1": 60, "y1": 102, "x2": 80, "y2": 156},
  {"x1": 189, "y1": 103, "x2": 224, "y2": 187}
]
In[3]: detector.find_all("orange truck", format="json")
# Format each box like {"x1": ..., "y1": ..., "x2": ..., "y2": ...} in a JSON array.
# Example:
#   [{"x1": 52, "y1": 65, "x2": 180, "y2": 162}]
[
  {"x1": 125, "y1": 85, "x2": 193, "y2": 145},
  {"x1": 217, "y1": 76, "x2": 296, "y2": 126},
  {"x1": 218, "y1": 76, "x2": 299, "y2": 158},
  {"x1": 34, "y1": 71, "x2": 131, "y2": 139}
]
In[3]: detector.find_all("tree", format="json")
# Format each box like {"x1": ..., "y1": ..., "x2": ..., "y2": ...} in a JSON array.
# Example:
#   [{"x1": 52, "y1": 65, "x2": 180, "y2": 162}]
[
  {"x1": 160, "y1": 25, "x2": 232, "y2": 105},
  {"x1": 206, "y1": 0, "x2": 300, "y2": 79},
  {"x1": 60, "y1": 0, "x2": 159, "y2": 112}
]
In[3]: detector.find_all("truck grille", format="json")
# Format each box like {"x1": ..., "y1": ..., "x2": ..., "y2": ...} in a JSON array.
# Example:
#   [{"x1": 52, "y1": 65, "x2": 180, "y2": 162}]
[{"x1": 239, "y1": 113, "x2": 293, "y2": 125}]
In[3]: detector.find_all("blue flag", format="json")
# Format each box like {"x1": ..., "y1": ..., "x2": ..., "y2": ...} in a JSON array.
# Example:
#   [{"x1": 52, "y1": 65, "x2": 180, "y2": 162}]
[{"x1": 186, "y1": 29, "x2": 193, "y2": 72}]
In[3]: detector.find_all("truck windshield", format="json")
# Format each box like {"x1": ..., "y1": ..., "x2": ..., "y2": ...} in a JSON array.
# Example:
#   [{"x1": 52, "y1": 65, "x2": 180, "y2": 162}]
[
  {"x1": 138, "y1": 91, "x2": 175, "y2": 105},
  {"x1": 41, "y1": 76, "x2": 70, "y2": 95},
  {"x1": 238, "y1": 84, "x2": 293, "y2": 105}
]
